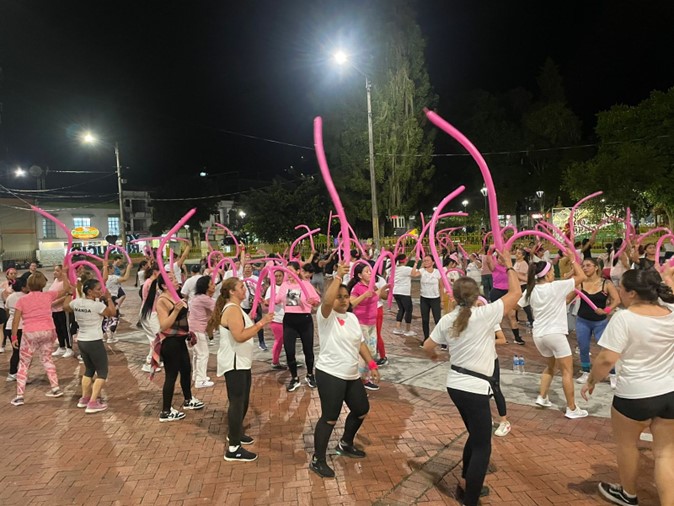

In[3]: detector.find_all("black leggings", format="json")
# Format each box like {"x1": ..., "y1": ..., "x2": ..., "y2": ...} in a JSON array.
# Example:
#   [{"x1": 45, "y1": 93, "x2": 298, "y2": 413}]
[
  {"x1": 394, "y1": 294, "x2": 413, "y2": 324},
  {"x1": 5, "y1": 329, "x2": 22, "y2": 375},
  {"x1": 160, "y1": 336, "x2": 193, "y2": 412},
  {"x1": 314, "y1": 369, "x2": 370, "y2": 460},
  {"x1": 224, "y1": 369, "x2": 251, "y2": 447},
  {"x1": 52, "y1": 311, "x2": 72, "y2": 349},
  {"x1": 283, "y1": 313, "x2": 314, "y2": 378},
  {"x1": 78, "y1": 340, "x2": 109, "y2": 379},
  {"x1": 492, "y1": 359, "x2": 506, "y2": 417},
  {"x1": 243, "y1": 307, "x2": 265, "y2": 346},
  {"x1": 448, "y1": 388, "x2": 492, "y2": 506},
  {"x1": 519, "y1": 285, "x2": 534, "y2": 324},
  {"x1": 420, "y1": 296, "x2": 441, "y2": 340}
]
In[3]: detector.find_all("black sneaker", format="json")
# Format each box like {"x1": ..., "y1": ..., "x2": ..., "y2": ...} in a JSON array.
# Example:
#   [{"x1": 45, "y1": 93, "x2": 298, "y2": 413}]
[
  {"x1": 440, "y1": 344, "x2": 448, "y2": 351},
  {"x1": 376, "y1": 357, "x2": 389, "y2": 367},
  {"x1": 305, "y1": 374, "x2": 317, "y2": 388},
  {"x1": 514, "y1": 337, "x2": 525, "y2": 345},
  {"x1": 227, "y1": 434, "x2": 255, "y2": 445},
  {"x1": 224, "y1": 446, "x2": 258, "y2": 462},
  {"x1": 598, "y1": 482, "x2": 638, "y2": 506},
  {"x1": 336, "y1": 441, "x2": 366, "y2": 458},
  {"x1": 183, "y1": 397, "x2": 205, "y2": 410},
  {"x1": 287, "y1": 377, "x2": 301, "y2": 392},
  {"x1": 363, "y1": 381, "x2": 379, "y2": 391},
  {"x1": 309, "y1": 455, "x2": 335, "y2": 478},
  {"x1": 456, "y1": 484, "x2": 490, "y2": 501},
  {"x1": 159, "y1": 408, "x2": 186, "y2": 422},
  {"x1": 271, "y1": 362, "x2": 287, "y2": 370}
]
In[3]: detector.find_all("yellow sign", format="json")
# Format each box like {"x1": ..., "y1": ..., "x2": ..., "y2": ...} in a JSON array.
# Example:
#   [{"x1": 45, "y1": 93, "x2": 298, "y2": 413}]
[{"x1": 71, "y1": 226, "x2": 100, "y2": 240}]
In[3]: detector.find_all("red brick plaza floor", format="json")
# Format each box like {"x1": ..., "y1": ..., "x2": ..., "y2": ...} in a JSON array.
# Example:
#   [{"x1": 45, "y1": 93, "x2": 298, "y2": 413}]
[{"x1": 0, "y1": 284, "x2": 660, "y2": 505}]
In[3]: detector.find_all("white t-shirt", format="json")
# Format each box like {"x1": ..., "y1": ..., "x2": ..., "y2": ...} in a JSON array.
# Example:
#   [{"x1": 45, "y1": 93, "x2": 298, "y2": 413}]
[
  {"x1": 420, "y1": 269, "x2": 441, "y2": 299},
  {"x1": 137, "y1": 269, "x2": 146, "y2": 285},
  {"x1": 431, "y1": 299, "x2": 503, "y2": 395},
  {"x1": 375, "y1": 276, "x2": 386, "y2": 309},
  {"x1": 599, "y1": 304, "x2": 674, "y2": 399},
  {"x1": 106, "y1": 274, "x2": 122, "y2": 297},
  {"x1": 520, "y1": 279, "x2": 575, "y2": 337},
  {"x1": 6, "y1": 291, "x2": 26, "y2": 330},
  {"x1": 217, "y1": 303, "x2": 255, "y2": 375},
  {"x1": 240, "y1": 276, "x2": 259, "y2": 310},
  {"x1": 180, "y1": 275, "x2": 200, "y2": 302},
  {"x1": 316, "y1": 310, "x2": 363, "y2": 381},
  {"x1": 393, "y1": 265, "x2": 413, "y2": 296},
  {"x1": 69, "y1": 298, "x2": 107, "y2": 341},
  {"x1": 466, "y1": 262, "x2": 482, "y2": 285},
  {"x1": 264, "y1": 285, "x2": 285, "y2": 324}
]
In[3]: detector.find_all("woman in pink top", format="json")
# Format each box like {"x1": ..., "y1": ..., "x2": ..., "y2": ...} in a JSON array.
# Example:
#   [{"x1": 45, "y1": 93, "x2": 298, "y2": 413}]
[
  {"x1": 10, "y1": 271, "x2": 71, "y2": 406},
  {"x1": 49, "y1": 264, "x2": 74, "y2": 358},
  {"x1": 347, "y1": 263, "x2": 386, "y2": 391},
  {"x1": 276, "y1": 261, "x2": 320, "y2": 393},
  {"x1": 188, "y1": 276, "x2": 216, "y2": 388}
]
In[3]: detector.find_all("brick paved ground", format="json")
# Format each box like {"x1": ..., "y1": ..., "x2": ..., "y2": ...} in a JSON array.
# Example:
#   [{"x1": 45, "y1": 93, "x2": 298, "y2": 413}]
[{"x1": 0, "y1": 275, "x2": 660, "y2": 505}]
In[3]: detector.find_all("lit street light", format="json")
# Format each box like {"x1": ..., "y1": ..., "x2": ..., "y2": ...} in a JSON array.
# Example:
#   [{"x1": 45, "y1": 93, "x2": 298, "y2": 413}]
[
  {"x1": 480, "y1": 186, "x2": 488, "y2": 230},
  {"x1": 15, "y1": 167, "x2": 26, "y2": 177},
  {"x1": 81, "y1": 132, "x2": 127, "y2": 247},
  {"x1": 536, "y1": 190, "x2": 544, "y2": 213},
  {"x1": 462, "y1": 199, "x2": 469, "y2": 212},
  {"x1": 238, "y1": 210, "x2": 246, "y2": 219},
  {"x1": 333, "y1": 50, "x2": 380, "y2": 249}
]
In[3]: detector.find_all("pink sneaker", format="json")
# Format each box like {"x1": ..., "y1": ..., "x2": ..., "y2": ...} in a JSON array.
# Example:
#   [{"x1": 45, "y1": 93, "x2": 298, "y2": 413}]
[
  {"x1": 77, "y1": 396, "x2": 91, "y2": 408},
  {"x1": 85, "y1": 400, "x2": 108, "y2": 414}
]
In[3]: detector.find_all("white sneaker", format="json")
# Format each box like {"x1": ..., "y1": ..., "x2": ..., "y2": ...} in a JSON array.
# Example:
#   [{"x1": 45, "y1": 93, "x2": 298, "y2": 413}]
[
  {"x1": 52, "y1": 347, "x2": 66, "y2": 357},
  {"x1": 141, "y1": 363, "x2": 153, "y2": 373},
  {"x1": 403, "y1": 330, "x2": 416, "y2": 337},
  {"x1": 62, "y1": 349, "x2": 74, "y2": 358},
  {"x1": 392, "y1": 328, "x2": 404, "y2": 335},
  {"x1": 535, "y1": 395, "x2": 552, "y2": 408},
  {"x1": 195, "y1": 380, "x2": 215, "y2": 388},
  {"x1": 609, "y1": 373, "x2": 617, "y2": 390},
  {"x1": 565, "y1": 406, "x2": 589, "y2": 419},
  {"x1": 494, "y1": 421, "x2": 511, "y2": 437},
  {"x1": 576, "y1": 371, "x2": 590, "y2": 384},
  {"x1": 6, "y1": 374, "x2": 16, "y2": 382},
  {"x1": 107, "y1": 337, "x2": 119, "y2": 344},
  {"x1": 0, "y1": 346, "x2": 5, "y2": 353}
]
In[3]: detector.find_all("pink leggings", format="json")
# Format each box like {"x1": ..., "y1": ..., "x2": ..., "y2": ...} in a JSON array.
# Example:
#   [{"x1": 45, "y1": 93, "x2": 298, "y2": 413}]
[
  {"x1": 17, "y1": 330, "x2": 60, "y2": 397},
  {"x1": 270, "y1": 322, "x2": 284, "y2": 364}
]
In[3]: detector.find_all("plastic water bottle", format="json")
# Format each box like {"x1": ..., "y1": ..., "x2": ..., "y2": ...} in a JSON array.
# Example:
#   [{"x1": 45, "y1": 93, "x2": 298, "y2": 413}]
[
  {"x1": 513, "y1": 354, "x2": 519, "y2": 373},
  {"x1": 519, "y1": 355, "x2": 525, "y2": 374}
]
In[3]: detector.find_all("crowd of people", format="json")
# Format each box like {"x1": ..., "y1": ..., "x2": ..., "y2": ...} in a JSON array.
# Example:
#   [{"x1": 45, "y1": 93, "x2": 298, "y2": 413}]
[{"x1": 0, "y1": 230, "x2": 673, "y2": 506}]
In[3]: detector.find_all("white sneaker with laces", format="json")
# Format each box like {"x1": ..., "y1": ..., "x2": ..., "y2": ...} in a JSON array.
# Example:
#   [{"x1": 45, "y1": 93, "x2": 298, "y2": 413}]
[
  {"x1": 494, "y1": 421, "x2": 511, "y2": 437},
  {"x1": 403, "y1": 330, "x2": 416, "y2": 337},
  {"x1": 141, "y1": 363, "x2": 153, "y2": 373},
  {"x1": 392, "y1": 328, "x2": 404, "y2": 335},
  {"x1": 52, "y1": 347, "x2": 66, "y2": 357},
  {"x1": 576, "y1": 371, "x2": 590, "y2": 384},
  {"x1": 565, "y1": 406, "x2": 589, "y2": 419},
  {"x1": 535, "y1": 395, "x2": 552, "y2": 408},
  {"x1": 62, "y1": 348, "x2": 74, "y2": 358},
  {"x1": 195, "y1": 380, "x2": 215, "y2": 388}
]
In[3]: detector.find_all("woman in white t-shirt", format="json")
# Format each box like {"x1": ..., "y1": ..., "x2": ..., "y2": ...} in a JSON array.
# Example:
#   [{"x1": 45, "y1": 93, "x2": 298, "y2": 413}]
[
  {"x1": 391, "y1": 254, "x2": 418, "y2": 336},
  {"x1": 309, "y1": 264, "x2": 380, "y2": 479},
  {"x1": 423, "y1": 251, "x2": 521, "y2": 506},
  {"x1": 264, "y1": 270, "x2": 286, "y2": 370},
  {"x1": 64, "y1": 279, "x2": 117, "y2": 414},
  {"x1": 416, "y1": 255, "x2": 443, "y2": 346},
  {"x1": 521, "y1": 252, "x2": 588, "y2": 419},
  {"x1": 581, "y1": 268, "x2": 674, "y2": 506}
]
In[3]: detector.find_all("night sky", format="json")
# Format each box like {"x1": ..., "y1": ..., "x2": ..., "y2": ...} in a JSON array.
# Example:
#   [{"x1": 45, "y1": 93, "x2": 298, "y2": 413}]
[{"x1": 1, "y1": 0, "x2": 673, "y2": 199}]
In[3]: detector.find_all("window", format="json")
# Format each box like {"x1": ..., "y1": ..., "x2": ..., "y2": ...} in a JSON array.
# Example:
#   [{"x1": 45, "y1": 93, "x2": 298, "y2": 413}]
[
  {"x1": 73, "y1": 217, "x2": 91, "y2": 228},
  {"x1": 391, "y1": 216, "x2": 405, "y2": 229},
  {"x1": 43, "y1": 219, "x2": 57, "y2": 239},
  {"x1": 108, "y1": 216, "x2": 120, "y2": 235},
  {"x1": 131, "y1": 200, "x2": 147, "y2": 213}
]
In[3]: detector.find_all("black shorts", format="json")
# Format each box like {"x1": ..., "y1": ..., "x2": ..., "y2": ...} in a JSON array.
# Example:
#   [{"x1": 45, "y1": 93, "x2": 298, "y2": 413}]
[{"x1": 613, "y1": 391, "x2": 674, "y2": 421}]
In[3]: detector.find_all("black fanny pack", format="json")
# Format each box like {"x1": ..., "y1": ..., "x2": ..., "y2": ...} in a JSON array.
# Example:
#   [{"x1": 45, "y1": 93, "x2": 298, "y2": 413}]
[{"x1": 451, "y1": 364, "x2": 497, "y2": 390}]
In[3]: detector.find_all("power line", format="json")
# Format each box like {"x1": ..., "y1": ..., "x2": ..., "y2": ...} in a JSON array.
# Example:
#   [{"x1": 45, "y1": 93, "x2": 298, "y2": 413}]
[{"x1": 5, "y1": 173, "x2": 116, "y2": 193}]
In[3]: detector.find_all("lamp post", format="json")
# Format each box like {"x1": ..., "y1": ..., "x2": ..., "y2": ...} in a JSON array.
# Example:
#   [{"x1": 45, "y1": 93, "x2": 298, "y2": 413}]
[
  {"x1": 333, "y1": 50, "x2": 380, "y2": 249},
  {"x1": 480, "y1": 186, "x2": 488, "y2": 230},
  {"x1": 82, "y1": 132, "x2": 127, "y2": 248},
  {"x1": 462, "y1": 199, "x2": 469, "y2": 213},
  {"x1": 536, "y1": 190, "x2": 544, "y2": 214}
]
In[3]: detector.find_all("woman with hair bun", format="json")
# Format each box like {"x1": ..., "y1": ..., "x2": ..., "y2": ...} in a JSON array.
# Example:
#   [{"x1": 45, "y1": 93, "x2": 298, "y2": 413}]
[
  {"x1": 522, "y1": 250, "x2": 588, "y2": 419},
  {"x1": 423, "y1": 250, "x2": 521, "y2": 506},
  {"x1": 582, "y1": 267, "x2": 674, "y2": 506}
]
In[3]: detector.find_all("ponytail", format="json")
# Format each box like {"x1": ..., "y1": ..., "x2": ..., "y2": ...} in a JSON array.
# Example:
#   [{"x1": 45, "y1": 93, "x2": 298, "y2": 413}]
[
  {"x1": 526, "y1": 261, "x2": 548, "y2": 303},
  {"x1": 206, "y1": 277, "x2": 239, "y2": 335}
]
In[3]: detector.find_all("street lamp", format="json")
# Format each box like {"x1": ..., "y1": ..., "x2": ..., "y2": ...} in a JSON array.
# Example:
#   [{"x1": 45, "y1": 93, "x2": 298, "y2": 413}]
[
  {"x1": 480, "y1": 186, "x2": 488, "y2": 230},
  {"x1": 81, "y1": 131, "x2": 127, "y2": 247},
  {"x1": 14, "y1": 167, "x2": 26, "y2": 177},
  {"x1": 462, "y1": 199, "x2": 469, "y2": 213},
  {"x1": 333, "y1": 50, "x2": 380, "y2": 249},
  {"x1": 238, "y1": 210, "x2": 246, "y2": 219},
  {"x1": 535, "y1": 190, "x2": 544, "y2": 213}
]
